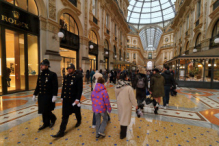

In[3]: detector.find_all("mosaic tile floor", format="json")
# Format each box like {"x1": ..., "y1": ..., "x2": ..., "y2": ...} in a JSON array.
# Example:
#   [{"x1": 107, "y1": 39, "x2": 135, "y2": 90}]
[{"x1": 0, "y1": 82, "x2": 219, "y2": 145}]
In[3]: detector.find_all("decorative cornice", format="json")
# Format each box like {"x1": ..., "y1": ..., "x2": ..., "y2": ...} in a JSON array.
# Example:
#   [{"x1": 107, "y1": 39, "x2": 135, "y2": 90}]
[{"x1": 61, "y1": 0, "x2": 81, "y2": 15}]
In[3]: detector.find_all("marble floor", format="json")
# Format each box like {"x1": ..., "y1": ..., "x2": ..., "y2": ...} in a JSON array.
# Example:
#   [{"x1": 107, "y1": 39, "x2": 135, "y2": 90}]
[{"x1": 0, "y1": 83, "x2": 219, "y2": 146}]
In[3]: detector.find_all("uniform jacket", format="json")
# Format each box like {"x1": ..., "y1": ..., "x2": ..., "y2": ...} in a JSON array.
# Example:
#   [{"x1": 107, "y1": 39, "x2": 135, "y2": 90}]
[
  {"x1": 115, "y1": 80, "x2": 137, "y2": 126},
  {"x1": 34, "y1": 69, "x2": 58, "y2": 114},
  {"x1": 61, "y1": 72, "x2": 83, "y2": 116},
  {"x1": 91, "y1": 83, "x2": 111, "y2": 113},
  {"x1": 150, "y1": 73, "x2": 165, "y2": 98}
]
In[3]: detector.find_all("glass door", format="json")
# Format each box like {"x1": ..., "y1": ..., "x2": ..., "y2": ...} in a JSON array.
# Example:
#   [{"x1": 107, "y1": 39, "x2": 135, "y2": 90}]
[{"x1": 5, "y1": 29, "x2": 25, "y2": 92}]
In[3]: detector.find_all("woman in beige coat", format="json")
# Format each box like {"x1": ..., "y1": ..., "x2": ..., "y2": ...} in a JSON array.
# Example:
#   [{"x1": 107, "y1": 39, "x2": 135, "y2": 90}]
[{"x1": 115, "y1": 72, "x2": 138, "y2": 139}]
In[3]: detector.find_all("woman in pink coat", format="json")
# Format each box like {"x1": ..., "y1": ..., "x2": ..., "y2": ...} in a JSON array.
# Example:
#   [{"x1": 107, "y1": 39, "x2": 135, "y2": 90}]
[{"x1": 91, "y1": 77, "x2": 111, "y2": 138}]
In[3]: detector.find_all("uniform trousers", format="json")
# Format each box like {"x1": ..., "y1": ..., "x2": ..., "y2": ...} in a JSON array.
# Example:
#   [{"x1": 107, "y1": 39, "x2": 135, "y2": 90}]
[
  {"x1": 42, "y1": 111, "x2": 56, "y2": 126},
  {"x1": 60, "y1": 108, "x2": 82, "y2": 132}
]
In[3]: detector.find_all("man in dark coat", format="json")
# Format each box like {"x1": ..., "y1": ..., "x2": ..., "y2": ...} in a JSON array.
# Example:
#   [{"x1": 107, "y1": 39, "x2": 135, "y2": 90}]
[
  {"x1": 161, "y1": 66, "x2": 175, "y2": 108},
  {"x1": 53, "y1": 63, "x2": 83, "y2": 138},
  {"x1": 33, "y1": 59, "x2": 58, "y2": 130}
]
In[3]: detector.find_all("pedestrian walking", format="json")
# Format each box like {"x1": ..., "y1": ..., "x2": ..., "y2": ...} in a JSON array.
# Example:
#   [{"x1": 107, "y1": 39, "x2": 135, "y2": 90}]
[
  {"x1": 91, "y1": 77, "x2": 111, "y2": 138},
  {"x1": 52, "y1": 63, "x2": 83, "y2": 137},
  {"x1": 33, "y1": 59, "x2": 58, "y2": 131}
]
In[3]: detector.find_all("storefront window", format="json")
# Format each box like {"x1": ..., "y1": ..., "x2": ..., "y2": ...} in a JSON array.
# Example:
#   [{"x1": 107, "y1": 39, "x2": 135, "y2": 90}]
[
  {"x1": 6, "y1": 29, "x2": 25, "y2": 91},
  {"x1": 0, "y1": 27, "x2": 2, "y2": 94},
  {"x1": 204, "y1": 59, "x2": 212, "y2": 82},
  {"x1": 60, "y1": 48, "x2": 77, "y2": 77},
  {"x1": 186, "y1": 60, "x2": 204, "y2": 81},
  {"x1": 179, "y1": 60, "x2": 186, "y2": 81},
  {"x1": 213, "y1": 60, "x2": 219, "y2": 82},
  {"x1": 28, "y1": 35, "x2": 38, "y2": 90},
  {"x1": 89, "y1": 55, "x2": 96, "y2": 71}
]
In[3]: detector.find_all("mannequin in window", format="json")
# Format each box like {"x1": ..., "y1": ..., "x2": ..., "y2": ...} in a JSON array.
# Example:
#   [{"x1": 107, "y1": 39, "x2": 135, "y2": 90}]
[{"x1": 6, "y1": 68, "x2": 11, "y2": 87}]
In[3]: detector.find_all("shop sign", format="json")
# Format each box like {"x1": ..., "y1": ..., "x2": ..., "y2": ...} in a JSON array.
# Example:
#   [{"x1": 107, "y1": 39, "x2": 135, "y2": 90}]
[{"x1": 0, "y1": 1, "x2": 39, "y2": 34}]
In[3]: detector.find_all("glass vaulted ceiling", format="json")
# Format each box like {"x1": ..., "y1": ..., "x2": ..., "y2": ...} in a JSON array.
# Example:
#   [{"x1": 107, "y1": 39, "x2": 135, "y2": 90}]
[
  {"x1": 139, "y1": 27, "x2": 163, "y2": 51},
  {"x1": 127, "y1": 0, "x2": 176, "y2": 28}
]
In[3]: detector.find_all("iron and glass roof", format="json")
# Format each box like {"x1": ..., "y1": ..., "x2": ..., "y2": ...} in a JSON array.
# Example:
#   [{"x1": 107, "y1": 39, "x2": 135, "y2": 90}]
[
  {"x1": 127, "y1": 0, "x2": 176, "y2": 28},
  {"x1": 139, "y1": 27, "x2": 163, "y2": 51}
]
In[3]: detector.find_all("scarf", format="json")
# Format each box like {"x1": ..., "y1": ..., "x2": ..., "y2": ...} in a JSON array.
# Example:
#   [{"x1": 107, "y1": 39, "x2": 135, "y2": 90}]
[{"x1": 116, "y1": 80, "x2": 131, "y2": 88}]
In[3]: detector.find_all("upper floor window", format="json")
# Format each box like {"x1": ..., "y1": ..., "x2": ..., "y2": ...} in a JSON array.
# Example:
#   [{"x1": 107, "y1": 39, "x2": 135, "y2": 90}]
[
  {"x1": 126, "y1": 53, "x2": 129, "y2": 59},
  {"x1": 69, "y1": 0, "x2": 77, "y2": 7},
  {"x1": 89, "y1": 30, "x2": 98, "y2": 44},
  {"x1": 148, "y1": 53, "x2": 152, "y2": 59},
  {"x1": 92, "y1": 0, "x2": 97, "y2": 16},
  {"x1": 115, "y1": 24, "x2": 117, "y2": 36},
  {"x1": 60, "y1": 13, "x2": 79, "y2": 35},
  {"x1": 195, "y1": 33, "x2": 201, "y2": 46},
  {"x1": 212, "y1": 19, "x2": 219, "y2": 38},
  {"x1": 120, "y1": 31, "x2": 122, "y2": 41},
  {"x1": 186, "y1": 15, "x2": 189, "y2": 30},
  {"x1": 127, "y1": 39, "x2": 130, "y2": 43},
  {"x1": 197, "y1": 0, "x2": 201, "y2": 18},
  {"x1": 4, "y1": 0, "x2": 38, "y2": 16},
  {"x1": 133, "y1": 53, "x2": 136, "y2": 59},
  {"x1": 106, "y1": 14, "x2": 109, "y2": 28}
]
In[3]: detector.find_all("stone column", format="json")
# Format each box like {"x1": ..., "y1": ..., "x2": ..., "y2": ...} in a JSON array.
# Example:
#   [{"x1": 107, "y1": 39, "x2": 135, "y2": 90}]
[
  {"x1": 80, "y1": 36, "x2": 90, "y2": 81},
  {"x1": 98, "y1": 45, "x2": 104, "y2": 70},
  {"x1": 109, "y1": 50, "x2": 114, "y2": 70}
]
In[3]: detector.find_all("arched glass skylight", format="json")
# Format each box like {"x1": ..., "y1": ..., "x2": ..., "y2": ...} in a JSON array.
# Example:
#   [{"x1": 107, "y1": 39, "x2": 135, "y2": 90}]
[
  {"x1": 127, "y1": 0, "x2": 176, "y2": 28},
  {"x1": 139, "y1": 27, "x2": 163, "y2": 51}
]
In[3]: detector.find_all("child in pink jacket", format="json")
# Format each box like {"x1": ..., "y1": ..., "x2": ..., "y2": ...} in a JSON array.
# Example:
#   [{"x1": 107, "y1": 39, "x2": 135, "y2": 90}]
[{"x1": 91, "y1": 77, "x2": 111, "y2": 138}]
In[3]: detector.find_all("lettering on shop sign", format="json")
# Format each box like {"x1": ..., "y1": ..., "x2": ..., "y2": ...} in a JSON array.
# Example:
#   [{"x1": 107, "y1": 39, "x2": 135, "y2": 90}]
[{"x1": 1, "y1": 11, "x2": 29, "y2": 29}]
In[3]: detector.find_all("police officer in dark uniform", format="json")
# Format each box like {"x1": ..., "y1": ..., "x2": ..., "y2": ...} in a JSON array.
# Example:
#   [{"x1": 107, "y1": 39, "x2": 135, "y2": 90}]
[
  {"x1": 53, "y1": 63, "x2": 83, "y2": 138},
  {"x1": 32, "y1": 59, "x2": 58, "y2": 130}
]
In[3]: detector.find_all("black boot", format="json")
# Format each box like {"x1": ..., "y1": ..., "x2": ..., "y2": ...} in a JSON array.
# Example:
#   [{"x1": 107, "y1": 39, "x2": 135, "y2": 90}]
[
  {"x1": 52, "y1": 131, "x2": 65, "y2": 138},
  {"x1": 120, "y1": 126, "x2": 127, "y2": 139},
  {"x1": 38, "y1": 124, "x2": 49, "y2": 131},
  {"x1": 154, "y1": 107, "x2": 159, "y2": 114},
  {"x1": 50, "y1": 117, "x2": 57, "y2": 128},
  {"x1": 75, "y1": 121, "x2": 81, "y2": 128}
]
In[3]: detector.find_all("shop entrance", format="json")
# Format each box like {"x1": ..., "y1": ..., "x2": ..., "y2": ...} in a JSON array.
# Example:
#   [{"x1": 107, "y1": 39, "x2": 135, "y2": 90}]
[{"x1": 5, "y1": 29, "x2": 25, "y2": 92}]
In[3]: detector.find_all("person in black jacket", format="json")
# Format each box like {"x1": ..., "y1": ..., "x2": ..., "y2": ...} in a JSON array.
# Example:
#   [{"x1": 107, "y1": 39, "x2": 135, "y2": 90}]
[
  {"x1": 133, "y1": 68, "x2": 148, "y2": 107},
  {"x1": 33, "y1": 59, "x2": 58, "y2": 131},
  {"x1": 161, "y1": 65, "x2": 175, "y2": 108},
  {"x1": 53, "y1": 63, "x2": 83, "y2": 138}
]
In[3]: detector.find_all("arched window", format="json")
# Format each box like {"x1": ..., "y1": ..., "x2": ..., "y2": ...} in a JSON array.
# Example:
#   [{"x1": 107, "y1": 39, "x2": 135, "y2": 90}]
[
  {"x1": 104, "y1": 40, "x2": 109, "y2": 50},
  {"x1": 5, "y1": 0, "x2": 38, "y2": 15},
  {"x1": 195, "y1": 33, "x2": 201, "y2": 46},
  {"x1": 119, "y1": 49, "x2": 122, "y2": 60},
  {"x1": 114, "y1": 46, "x2": 117, "y2": 59},
  {"x1": 60, "y1": 13, "x2": 79, "y2": 35},
  {"x1": 147, "y1": 61, "x2": 153, "y2": 70},
  {"x1": 89, "y1": 30, "x2": 98, "y2": 44},
  {"x1": 212, "y1": 19, "x2": 219, "y2": 38},
  {"x1": 186, "y1": 42, "x2": 189, "y2": 51}
]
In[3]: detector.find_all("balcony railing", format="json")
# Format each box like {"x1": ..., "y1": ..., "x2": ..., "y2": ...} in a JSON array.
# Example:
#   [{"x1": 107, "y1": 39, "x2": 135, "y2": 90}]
[
  {"x1": 93, "y1": 16, "x2": 98, "y2": 25},
  {"x1": 213, "y1": 0, "x2": 219, "y2": 11},
  {"x1": 196, "y1": 19, "x2": 199, "y2": 26},
  {"x1": 69, "y1": 0, "x2": 77, "y2": 7}
]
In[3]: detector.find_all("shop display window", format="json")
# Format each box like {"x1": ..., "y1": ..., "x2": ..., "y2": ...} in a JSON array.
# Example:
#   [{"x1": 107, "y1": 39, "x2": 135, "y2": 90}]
[
  {"x1": 28, "y1": 35, "x2": 38, "y2": 90},
  {"x1": 186, "y1": 60, "x2": 204, "y2": 81},
  {"x1": 213, "y1": 60, "x2": 219, "y2": 82}
]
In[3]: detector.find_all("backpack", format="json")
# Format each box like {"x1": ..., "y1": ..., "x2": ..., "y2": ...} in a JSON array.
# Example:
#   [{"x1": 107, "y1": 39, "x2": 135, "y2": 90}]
[{"x1": 136, "y1": 75, "x2": 145, "y2": 88}]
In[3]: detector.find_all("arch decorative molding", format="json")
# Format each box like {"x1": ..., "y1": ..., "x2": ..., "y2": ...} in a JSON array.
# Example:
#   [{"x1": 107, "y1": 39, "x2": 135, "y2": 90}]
[
  {"x1": 88, "y1": 27, "x2": 101, "y2": 45},
  {"x1": 35, "y1": 0, "x2": 47, "y2": 18},
  {"x1": 57, "y1": 8, "x2": 83, "y2": 36},
  {"x1": 61, "y1": 0, "x2": 81, "y2": 15}
]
